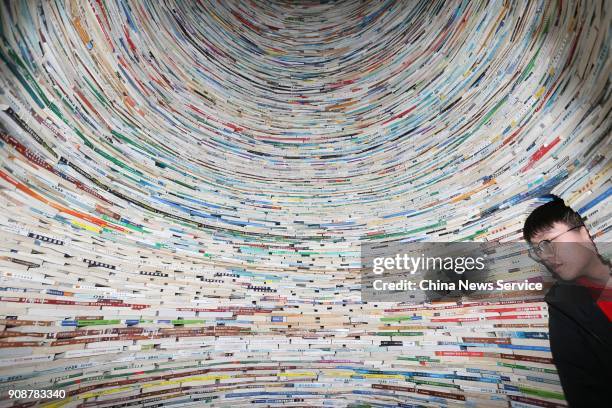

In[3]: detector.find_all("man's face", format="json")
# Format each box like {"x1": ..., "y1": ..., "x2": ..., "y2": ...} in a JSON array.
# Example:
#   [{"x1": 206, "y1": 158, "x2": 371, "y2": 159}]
[{"x1": 530, "y1": 222, "x2": 595, "y2": 281}]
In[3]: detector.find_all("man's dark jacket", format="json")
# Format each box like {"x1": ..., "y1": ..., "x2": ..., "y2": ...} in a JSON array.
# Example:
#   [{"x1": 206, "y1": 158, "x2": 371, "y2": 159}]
[{"x1": 545, "y1": 281, "x2": 612, "y2": 407}]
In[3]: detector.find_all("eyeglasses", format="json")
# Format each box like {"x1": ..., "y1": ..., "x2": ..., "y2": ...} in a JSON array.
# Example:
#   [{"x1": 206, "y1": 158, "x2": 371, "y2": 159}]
[{"x1": 528, "y1": 225, "x2": 583, "y2": 262}]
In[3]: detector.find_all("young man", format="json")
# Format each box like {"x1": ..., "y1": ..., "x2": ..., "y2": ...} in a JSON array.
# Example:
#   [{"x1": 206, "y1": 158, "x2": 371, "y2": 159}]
[{"x1": 523, "y1": 195, "x2": 611, "y2": 407}]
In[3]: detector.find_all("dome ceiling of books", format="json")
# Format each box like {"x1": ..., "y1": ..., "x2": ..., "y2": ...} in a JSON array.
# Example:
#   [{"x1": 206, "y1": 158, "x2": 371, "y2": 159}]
[{"x1": 0, "y1": 0, "x2": 609, "y2": 406}]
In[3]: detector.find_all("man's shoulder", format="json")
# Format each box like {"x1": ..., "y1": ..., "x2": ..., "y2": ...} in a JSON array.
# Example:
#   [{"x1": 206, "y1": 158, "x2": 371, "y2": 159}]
[
  {"x1": 544, "y1": 280, "x2": 592, "y2": 304},
  {"x1": 544, "y1": 281, "x2": 592, "y2": 338}
]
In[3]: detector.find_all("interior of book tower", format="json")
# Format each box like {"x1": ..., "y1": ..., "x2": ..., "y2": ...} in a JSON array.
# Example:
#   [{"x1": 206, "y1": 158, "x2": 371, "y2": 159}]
[{"x1": 0, "y1": 1, "x2": 610, "y2": 407}]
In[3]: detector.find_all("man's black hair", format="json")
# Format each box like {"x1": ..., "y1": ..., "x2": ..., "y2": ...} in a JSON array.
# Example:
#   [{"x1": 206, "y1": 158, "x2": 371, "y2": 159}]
[{"x1": 522, "y1": 194, "x2": 584, "y2": 243}]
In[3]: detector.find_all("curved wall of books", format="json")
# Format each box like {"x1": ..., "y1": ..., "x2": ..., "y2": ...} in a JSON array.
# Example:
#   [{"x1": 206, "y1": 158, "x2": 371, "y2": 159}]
[{"x1": 0, "y1": 0, "x2": 610, "y2": 406}]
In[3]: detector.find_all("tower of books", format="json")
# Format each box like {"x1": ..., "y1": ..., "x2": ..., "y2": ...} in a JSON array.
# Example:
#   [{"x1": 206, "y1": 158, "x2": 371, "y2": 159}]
[{"x1": 0, "y1": 0, "x2": 610, "y2": 406}]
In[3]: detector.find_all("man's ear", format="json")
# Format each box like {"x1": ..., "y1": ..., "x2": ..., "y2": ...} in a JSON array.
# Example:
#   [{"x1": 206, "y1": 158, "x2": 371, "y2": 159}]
[
  {"x1": 578, "y1": 225, "x2": 591, "y2": 242},
  {"x1": 577, "y1": 225, "x2": 599, "y2": 254}
]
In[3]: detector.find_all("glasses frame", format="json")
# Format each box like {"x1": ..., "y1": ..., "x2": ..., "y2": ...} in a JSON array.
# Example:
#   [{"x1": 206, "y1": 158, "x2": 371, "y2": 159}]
[{"x1": 528, "y1": 225, "x2": 584, "y2": 262}]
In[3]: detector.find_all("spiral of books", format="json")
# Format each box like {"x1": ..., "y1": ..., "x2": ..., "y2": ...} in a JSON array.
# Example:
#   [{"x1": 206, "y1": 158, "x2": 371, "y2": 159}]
[{"x1": 0, "y1": 0, "x2": 610, "y2": 406}]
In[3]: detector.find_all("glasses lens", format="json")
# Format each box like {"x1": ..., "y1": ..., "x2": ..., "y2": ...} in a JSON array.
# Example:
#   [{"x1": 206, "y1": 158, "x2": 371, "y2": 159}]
[
  {"x1": 528, "y1": 247, "x2": 541, "y2": 262},
  {"x1": 539, "y1": 240, "x2": 554, "y2": 256}
]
